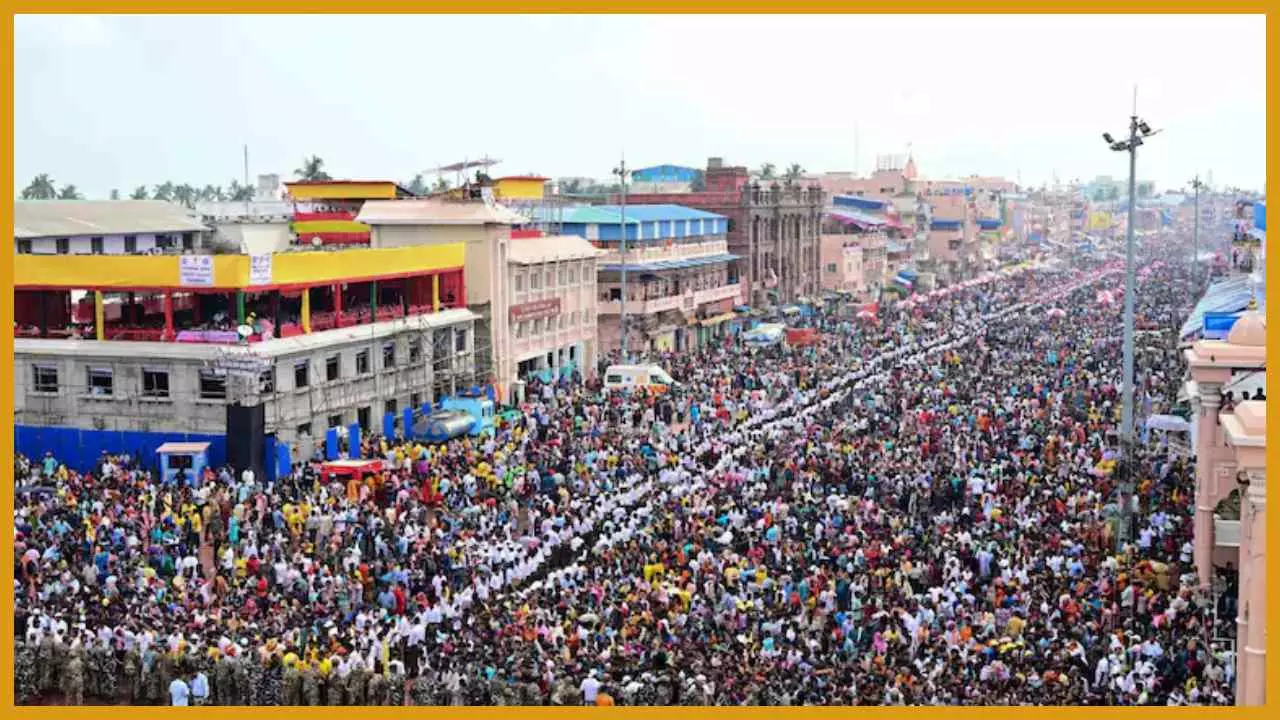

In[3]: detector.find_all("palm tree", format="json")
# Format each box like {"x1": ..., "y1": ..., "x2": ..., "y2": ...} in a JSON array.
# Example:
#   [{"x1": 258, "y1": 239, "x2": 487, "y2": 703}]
[
  {"x1": 227, "y1": 179, "x2": 253, "y2": 202},
  {"x1": 109, "y1": 189, "x2": 120, "y2": 200},
  {"x1": 432, "y1": 177, "x2": 452, "y2": 192},
  {"x1": 406, "y1": 173, "x2": 428, "y2": 196},
  {"x1": 152, "y1": 182, "x2": 175, "y2": 202},
  {"x1": 758, "y1": 163, "x2": 777, "y2": 181},
  {"x1": 21, "y1": 174, "x2": 58, "y2": 199},
  {"x1": 783, "y1": 163, "x2": 804, "y2": 186},
  {"x1": 130, "y1": 185, "x2": 149, "y2": 200},
  {"x1": 173, "y1": 184, "x2": 198, "y2": 208},
  {"x1": 294, "y1": 155, "x2": 331, "y2": 181},
  {"x1": 57, "y1": 184, "x2": 83, "y2": 200}
]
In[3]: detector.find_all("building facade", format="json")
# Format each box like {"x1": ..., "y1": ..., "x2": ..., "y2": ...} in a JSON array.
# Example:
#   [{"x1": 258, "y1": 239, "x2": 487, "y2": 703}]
[
  {"x1": 506, "y1": 232, "x2": 602, "y2": 383},
  {"x1": 622, "y1": 157, "x2": 825, "y2": 307}
]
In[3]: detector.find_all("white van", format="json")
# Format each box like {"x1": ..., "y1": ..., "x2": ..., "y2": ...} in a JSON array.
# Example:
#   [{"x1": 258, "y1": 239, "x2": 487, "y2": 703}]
[{"x1": 604, "y1": 364, "x2": 676, "y2": 393}]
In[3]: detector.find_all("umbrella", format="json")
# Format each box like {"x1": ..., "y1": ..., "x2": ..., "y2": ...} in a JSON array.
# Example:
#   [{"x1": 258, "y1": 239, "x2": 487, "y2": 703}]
[{"x1": 1047, "y1": 308, "x2": 1067, "y2": 318}]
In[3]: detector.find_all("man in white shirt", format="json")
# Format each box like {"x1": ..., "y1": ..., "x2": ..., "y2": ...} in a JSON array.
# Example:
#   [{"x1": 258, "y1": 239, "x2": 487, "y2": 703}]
[
  {"x1": 580, "y1": 671, "x2": 601, "y2": 705},
  {"x1": 169, "y1": 676, "x2": 192, "y2": 706},
  {"x1": 191, "y1": 670, "x2": 210, "y2": 705}
]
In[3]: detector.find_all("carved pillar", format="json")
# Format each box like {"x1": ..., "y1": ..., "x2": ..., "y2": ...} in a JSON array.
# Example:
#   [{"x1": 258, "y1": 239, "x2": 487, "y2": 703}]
[
  {"x1": 1194, "y1": 382, "x2": 1222, "y2": 589},
  {"x1": 1239, "y1": 475, "x2": 1267, "y2": 706}
]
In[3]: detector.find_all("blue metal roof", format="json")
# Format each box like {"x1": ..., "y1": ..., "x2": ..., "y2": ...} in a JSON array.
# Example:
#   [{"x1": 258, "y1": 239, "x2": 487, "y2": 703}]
[
  {"x1": 1179, "y1": 275, "x2": 1256, "y2": 339},
  {"x1": 931, "y1": 219, "x2": 963, "y2": 231},
  {"x1": 593, "y1": 204, "x2": 726, "y2": 223},
  {"x1": 833, "y1": 194, "x2": 888, "y2": 211},
  {"x1": 631, "y1": 165, "x2": 701, "y2": 182},
  {"x1": 977, "y1": 218, "x2": 1003, "y2": 230},
  {"x1": 825, "y1": 207, "x2": 886, "y2": 227},
  {"x1": 599, "y1": 252, "x2": 740, "y2": 274}
]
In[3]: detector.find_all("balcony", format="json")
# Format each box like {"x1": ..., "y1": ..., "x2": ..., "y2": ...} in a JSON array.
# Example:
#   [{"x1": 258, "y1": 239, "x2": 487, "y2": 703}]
[
  {"x1": 598, "y1": 282, "x2": 742, "y2": 315},
  {"x1": 1214, "y1": 516, "x2": 1241, "y2": 548}
]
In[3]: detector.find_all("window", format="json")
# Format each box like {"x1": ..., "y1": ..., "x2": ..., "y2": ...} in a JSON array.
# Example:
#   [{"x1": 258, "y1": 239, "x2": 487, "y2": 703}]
[
  {"x1": 328, "y1": 414, "x2": 343, "y2": 428},
  {"x1": 609, "y1": 287, "x2": 621, "y2": 301},
  {"x1": 296, "y1": 422, "x2": 313, "y2": 438},
  {"x1": 607, "y1": 374, "x2": 624, "y2": 384},
  {"x1": 545, "y1": 271, "x2": 553, "y2": 287},
  {"x1": 515, "y1": 322, "x2": 525, "y2": 339},
  {"x1": 533, "y1": 318, "x2": 543, "y2": 336},
  {"x1": 182, "y1": 232, "x2": 195, "y2": 251},
  {"x1": 155, "y1": 235, "x2": 174, "y2": 250},
  {"x1": 199, "y1": 370, "x2": 226, "y2": 400},
  {"x1": 567, "y1": 267, "x2": 576, "y2": 284},
  {"x1": 294, "y1": 361, "x2": 310, "y2": 389},
  {"x1": 530, "y1": 272, "x2": 541, "y2": 290},
  {"x1": 727, "y1": 218, "x2": 736, "y2": 233},
  {"x1": 32, "y1": 365, "x2": 58, "y2": 393},
  {"x1": 385, "y1": 398, "x2": 398, "y2": 416},
  {"x1": 383, "y1": 342, "x2": 396, "y2": 368},
  {"x1": 515, "y1": 273, "x2": 524, "y2": 292},
  {"x1": 454, "y1": 329, "x2": 467, "y2": 354},
  {"x1": 827, "y1": 263, "x2": 838, "y2": 274},
  {"x1": 357, "y1": 406, "x2": 371, "y2": 430},
  {"x1": 90, "y1": 237, "x2": 104, "y2": 255},
  {"x1": 558, "y1": 314, "x2": 566, "y2": 329},
  {"x1": 408, "y1": 339, "x2": 422, "y2": 363},
  {"x1": 356, "y1": 349, "x2": 370, "y2": 375},
  {"x1": 326, "y1": 354, "x2": 340, "y2": 381},
  {"x1": 124, "y1": 235, "x2": 137, "y2": 253},
  {"x1": 260, "y1": 369, "x2": 275, "y2": 394},
  {"x1": 410, "y1": 392, "x2": 422, "y2": 409},
  {"x1": 142, "y1": 369, "x2": 170, "y2": 398},
  {"x1": 17, "y1": 239, "x2": 32, "y2": 254},
  {"x1": 86, "y1": 367, "x2": 114, "y2": 396},
  {"x1": 56, "y1": 238, "x2": 70, "y2": 254},
  {"x1": 558, "y1": 267, "x2": 567, "y2": 285}
]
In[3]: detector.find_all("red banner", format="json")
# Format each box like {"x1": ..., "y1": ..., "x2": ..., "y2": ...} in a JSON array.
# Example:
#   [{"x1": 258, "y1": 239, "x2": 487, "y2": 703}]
[{"x1": 510, "y1": 298, "x2": 562, "y2": 322}]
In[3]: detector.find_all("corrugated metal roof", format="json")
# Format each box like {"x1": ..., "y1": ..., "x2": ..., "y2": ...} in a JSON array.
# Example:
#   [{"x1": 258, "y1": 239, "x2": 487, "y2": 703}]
[
  {"x1": 507, "y1": 235, "x2": 603, "y2": 265},
  {"x1": 356, "y1": 199, "x2": 526, "y2": 226},
  {"x1": 538, "y1": 204, "x2": 726, "y2": 225},
  {"x1": 825, "y1": 207, "x2": 886, "y2": 227},
  {"x1": 599, "y1": 252, "x2": 739, "y2": 273},
  {"x1": 15, "y1": 200, "x2": 210, "y2": 239}
]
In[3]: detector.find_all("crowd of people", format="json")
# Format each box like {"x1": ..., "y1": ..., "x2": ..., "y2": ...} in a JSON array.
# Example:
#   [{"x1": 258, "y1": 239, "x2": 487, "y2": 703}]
[{"x1": 13, "y1": 241, "x2": 1235, "y2": 706}]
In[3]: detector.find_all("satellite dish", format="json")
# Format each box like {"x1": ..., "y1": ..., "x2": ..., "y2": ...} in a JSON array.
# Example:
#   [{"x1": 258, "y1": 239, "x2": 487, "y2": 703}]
[
  {"x1": 237, "y1": 324, "x2": 254, "y2": 339},
  {"x1": 311, "y1": 236, "x2": 323, "y2": 247}
]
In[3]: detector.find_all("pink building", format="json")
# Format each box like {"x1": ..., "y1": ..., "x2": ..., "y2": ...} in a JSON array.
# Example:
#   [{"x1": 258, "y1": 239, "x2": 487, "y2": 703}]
[
  {"x1": 1184, "y1": 309, "x2": 1267, "y2": 706},
  {"x1": 820, "y1": 234, "x2": 865, "y2": 294},
  {"x1": 506, "y1": 233, "x2": 603, "y2": 383}
]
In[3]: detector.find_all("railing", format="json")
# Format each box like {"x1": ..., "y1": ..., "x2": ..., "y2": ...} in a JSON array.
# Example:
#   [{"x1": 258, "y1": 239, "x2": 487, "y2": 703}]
[{"x1": 598, "y1": 283, "x2": 742, "y2": 315}]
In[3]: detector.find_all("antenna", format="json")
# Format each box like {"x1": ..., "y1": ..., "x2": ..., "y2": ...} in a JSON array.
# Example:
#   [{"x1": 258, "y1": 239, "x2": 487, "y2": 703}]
[{"x1": 243, "y1": 144, "x2": 250, "y2": 212}]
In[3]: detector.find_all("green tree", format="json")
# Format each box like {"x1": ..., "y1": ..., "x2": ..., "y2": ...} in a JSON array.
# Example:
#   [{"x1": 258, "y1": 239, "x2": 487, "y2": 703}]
[
  {"x1": 109, "y1": 188, "x2": 120, "y2": 200},
  {"x1": 758, "y1": 163, "x2": 777, "y2": 180},
  {"x1": 20, "y1": 174, "x2": 58, "y2": 199},
  {"x1": 173, "y1": 184, "x2": 198, "y2": 208},
  {"x1": 130, "y1": 185, "x2": 149, "y2": 200},
  {"x1": 152, "y1": 182, "x2": 175, "y2": 202},
  {"x1": 227, "y1": 179, "x2": 253, "y2": 202},
  {"x1": 294, "y1": 155, "x2": 331, "y2": 181},
  {"x1": 783, "y1": 163, "x2": 804, "y2": 185},
  {"x1": 690, "y1": 170, "x2": 706, "y2": 192},
  {"x1": 407, "y1": 173, "x2": 428, "y2": 196},
  {"x1": 57, "y1": 184, "x2": 83, "y2": 200},
  {"x1": 432, "y1": 176, "x2": 452, "y2": 192}
]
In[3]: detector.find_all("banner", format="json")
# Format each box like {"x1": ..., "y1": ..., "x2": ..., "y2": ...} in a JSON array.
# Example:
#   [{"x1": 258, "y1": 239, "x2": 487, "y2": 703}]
[
  {"x1": 249, "y1": 254, "x2": 273, "y2": 286},
  {"x1": 179, "y1": 255, "x2": 215, "y2": 286}
]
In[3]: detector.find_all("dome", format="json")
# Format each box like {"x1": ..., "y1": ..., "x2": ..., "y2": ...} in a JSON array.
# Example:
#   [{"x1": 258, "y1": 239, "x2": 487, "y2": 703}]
[{"x1": 1226, "y1": 310, "x2": 1266, "y2": 347}]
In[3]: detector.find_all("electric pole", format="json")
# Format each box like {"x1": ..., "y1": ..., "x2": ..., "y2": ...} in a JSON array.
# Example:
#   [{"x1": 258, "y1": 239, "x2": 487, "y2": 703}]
[
  {"x1": 1190, "y1": 175, "x2": 1204, "y2": 281},
  {"x1": 1102, "y1": 91, "x2": 1159, "y2": 551},
  {"x1": 613, "y1": 157, "x2": 630, "y2": 362}
]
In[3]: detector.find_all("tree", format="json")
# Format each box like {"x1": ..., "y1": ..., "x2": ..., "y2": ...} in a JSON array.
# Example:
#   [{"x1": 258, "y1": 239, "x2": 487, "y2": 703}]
[
  {"x1": 226, "y1": 179, "x2": 253, "y2": 202},
  {"x1": 173, "y1": 184, "x2": 198, "y2": 208},
  {"x1": 559, "y1": 178, "x2": 582, "y2": 195},
  {"x1": 57, "y1": 184, "x2": 83, "y2": 200},
  {"x1": 758, "y1": 163, "x2": 777, "y2": 180},
  {"x1": 152, "y1": 182, "x2": 175, "y2": 202},
  {"x1": 109, "y1": 189, "x2": 120, "y2": 200},
  {"x1": 130, "y1": 185, "x2": 149, "y2": 200},
  {"x1": 432, "y1": 177, "x2": 452, "y2": 192},
  {"x1": 200, "y1": 184, "x2": 225, "y2": 202},
  {"x1": 407, "y1": 173, "x2": 428, "y2": 196},
  {"x1": 294, "y1": 155, "x2": 331, "y2": 181},
  {"x1": 783, "y1": 163, "x2": 805, "y2": 185},
  {"x1": 20, "y1": 174, "x2": 58, "y2": 200}
]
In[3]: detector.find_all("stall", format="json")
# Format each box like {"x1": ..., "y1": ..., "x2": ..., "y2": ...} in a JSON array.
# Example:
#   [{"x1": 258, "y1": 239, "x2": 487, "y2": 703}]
[
  {"x1": 319, "y1": 459, "x2": 383, "y2": 485},
  {"x1": 156, "y1": 442, "x2": 211, "y2": 487}
]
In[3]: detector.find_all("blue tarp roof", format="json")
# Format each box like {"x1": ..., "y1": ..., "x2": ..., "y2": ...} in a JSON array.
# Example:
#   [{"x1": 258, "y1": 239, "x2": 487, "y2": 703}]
[
  {"x1": 825, "y1": 207, "x2": 886, "y2": 227},
  {"x1": 931, "y1": 219, "x2": 963, "y2": 231},
  {"x1": 537, "y1": 204, "x2": 726, "y2": 225},
  {"x1": 1179, "y1": 275, "x2": 1256, "y2": 339},
  {"x1": 599, "y1": 252, "x2": 739, "y2": 274},
  {"x1": 833, "y1": 194, "x2": 888, "y2": 211},
  {"x1": 978, "y1": 218, "x2": 1003, "y2": 230}
]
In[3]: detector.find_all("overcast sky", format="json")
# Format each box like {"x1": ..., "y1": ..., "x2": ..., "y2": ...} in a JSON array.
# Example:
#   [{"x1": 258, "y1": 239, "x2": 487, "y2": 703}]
[{"x1": 14, "y1": 14, "x2": 1267, "y2": 198}]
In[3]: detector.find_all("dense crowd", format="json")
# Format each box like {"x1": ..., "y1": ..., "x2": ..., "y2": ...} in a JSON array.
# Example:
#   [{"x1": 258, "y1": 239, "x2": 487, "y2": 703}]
[{"x1": 13, "y1": 243, "x2": 1234, "y2": 706}]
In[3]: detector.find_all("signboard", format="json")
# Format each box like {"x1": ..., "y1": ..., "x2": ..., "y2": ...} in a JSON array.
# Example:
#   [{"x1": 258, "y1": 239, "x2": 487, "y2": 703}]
[
  {"x1": 214, "y1": 347, "x2": 272, "y2": 379},
  {"x1": 249, "y1": 254, "x2": 273, "y2": 286},
  {"x1": 510, "y1": 298, "x2": 562, "y2": 322},
  {"x1": 179, "y1": 255, "x2": 215, "y2": 286}
]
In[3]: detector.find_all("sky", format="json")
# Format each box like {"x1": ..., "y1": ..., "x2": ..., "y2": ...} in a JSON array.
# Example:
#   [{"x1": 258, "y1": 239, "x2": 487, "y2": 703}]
[{"x1": 13, "y1": 14, "x2": 1268, "y2": 198}]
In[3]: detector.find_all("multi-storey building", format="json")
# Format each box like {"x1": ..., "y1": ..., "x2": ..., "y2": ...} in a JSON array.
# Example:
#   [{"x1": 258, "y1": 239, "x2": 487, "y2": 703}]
[
  {"x1": 14, "y1": 200, "x2": 478, "y2": 474},
  {"x1": 621, "y1": 157, "x2": 825, "y2": 307}
]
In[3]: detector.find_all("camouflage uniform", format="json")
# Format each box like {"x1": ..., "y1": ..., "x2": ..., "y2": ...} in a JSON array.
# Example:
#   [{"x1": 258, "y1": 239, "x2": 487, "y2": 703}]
[
  {"x1": 409, "y1": 675, "x2": 433, "y2": 706},
  {"x1": 36, "y1": 634, "x2": 60, "y2": 695},
  {"x1": 365, "y1": 672, "x2": 387, "y2": 705},
  {"x1": 213, "y1": 658, "x2": 233, "y2": 706},
  {"x1": 325, "y1": 671, "x2": 344, "y2": 705},
  {"x1": 98, "y1": 644, "x2": 119, "y2": 701},
  {"x1": 385, "y1": 670, "x2": 405, "y2": 707},
  {"x1": 121, "y1": 647, "x2": 140, "y2": 703},
  {"x1": 301, "y1": 666, "x2": 321, "y2": 706},
  {"x1": 63, "y1": 648, "x2": 86, "y2": 706},
  {"x1": 15, "y1": 642, "x2": 38, "y2": 705},
  {"x1": 346, "y1": 665, "x2": 367, "y2": 706},
  {"x1": 520, "y1": 679, "x2": 543, "y2": 706},
  {"x1": 551, "y1": 677, "x2": 577, "y2": 706},
  {"x1": 247, "y1": 659, "x2": 268, "y2": 705},
  {"x1": 282, "y1": 664, "x2": 302, "y2": 706},
  {"x1": 156, "y1": 652, "x2": 174, "y2": 706},
  {"x1": 141, "y1": 648, "x2": 162, "y2": 705},
  {"x1": 233, "y1": 657, "x2": 250, "y2": 706}
]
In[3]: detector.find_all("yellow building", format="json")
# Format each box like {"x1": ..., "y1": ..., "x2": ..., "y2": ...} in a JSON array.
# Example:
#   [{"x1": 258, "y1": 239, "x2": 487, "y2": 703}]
[{"x1": 493, "y1": 176, "x2": 548, "y2": 202}]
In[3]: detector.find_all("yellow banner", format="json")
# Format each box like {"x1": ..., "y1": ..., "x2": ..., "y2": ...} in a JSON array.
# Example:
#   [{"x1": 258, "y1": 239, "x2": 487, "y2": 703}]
[
  {"x1": 285, "y1": 182, "x2": 400, "y2": 201},
  {"x1": 291, "y1": 219, "x2": 371, "y2": 235},
  {"x1": 1088, "y1": 212, "x2": 1112, "y2": 230},
  {"x1": 16, "y1": 243, "x2": 465, "y2": 290}
]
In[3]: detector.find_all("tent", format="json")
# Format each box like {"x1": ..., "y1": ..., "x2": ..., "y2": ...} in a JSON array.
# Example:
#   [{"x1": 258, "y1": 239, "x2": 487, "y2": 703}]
[{"x1": 1145, "y1": 415, "x2": 1191, "y2": 433}]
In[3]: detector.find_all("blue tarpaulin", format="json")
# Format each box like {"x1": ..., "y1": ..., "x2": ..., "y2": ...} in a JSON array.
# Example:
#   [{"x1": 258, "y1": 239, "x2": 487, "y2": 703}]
[
  {"x1": 1180, "y1": 275, "x2": 1255, "y2": 338},
  {"x1": 14, "y1": 425, "x2": 225, "y2": 474},
  {"x1": 347, "y1": 423, "x2": 362, "y2": 458},
  {"x1": 325, "y1": 428, "x2": 339, "y2": 460},
  {"x1": 383, "y1": 412, "x2": 396, "y2": 439}
]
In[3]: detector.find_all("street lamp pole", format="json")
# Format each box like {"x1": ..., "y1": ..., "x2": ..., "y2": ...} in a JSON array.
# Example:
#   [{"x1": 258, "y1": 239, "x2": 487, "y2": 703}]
[
  {"x1": 1190, "y1": 175, "x2": 1203, "y2": 280},
  {"x1": 1103, "y1": 99, "x2": 1158, "y2": 551},
  {"x1": 613, "y1": 157, "x2": 630, "y2": 362}
]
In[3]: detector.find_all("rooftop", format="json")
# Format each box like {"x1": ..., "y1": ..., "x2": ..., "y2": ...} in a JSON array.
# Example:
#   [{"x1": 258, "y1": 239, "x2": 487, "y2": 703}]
[
  {"x1": 15, "y1": 200, "x2": 209, "y2": 239},
  {"x1": 507, "y1": 235, "x2": 603, "y2": 265},
  {"x1": 356, "y1": 198, "x2": 528, "y2": 226}
]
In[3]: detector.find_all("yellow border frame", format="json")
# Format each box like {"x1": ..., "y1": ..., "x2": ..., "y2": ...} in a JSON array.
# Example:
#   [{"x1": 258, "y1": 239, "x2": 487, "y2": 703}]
[{"x1": 3, "y1": 5, "x2": 1276, "y2": 719}]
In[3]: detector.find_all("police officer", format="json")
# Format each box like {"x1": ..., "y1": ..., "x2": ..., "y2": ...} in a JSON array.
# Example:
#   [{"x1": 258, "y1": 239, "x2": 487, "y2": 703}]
[
  {"x1": 301, "y1": 662, "x2": 321, "y2": 706},
  {"x1": 121, "y1": 645, "x2": 140, "y2": 703},
  {"x1": 346, "y1": 658, "x2": 368, "y2": 706},
  {"x1": 282, "y1": 657, "x2": 302, "y2": 706},
  {"x1": 385, "y1": 661, "x2": 406, "y2": 707},
  {"x1": 63, "y1": 645, "x2": 86, "y2": 706},
  {"x1": 365, "y1": 667, "x2": 386, "y2": 706},
  {"x1": 213, "y1": 654, "x2": 233, "y2": 706}
]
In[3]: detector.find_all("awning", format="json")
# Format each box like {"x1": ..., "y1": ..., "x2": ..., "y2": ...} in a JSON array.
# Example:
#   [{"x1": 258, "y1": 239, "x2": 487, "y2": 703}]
[
  {"x1": 1145, "y1": 414, "x2": 1190, "y2": 433},
  {"x1": 825, "y1": 207, "x2": 886, "y2": 228},
  {"x1": 1179, "y1": 275, "x2": 1255, "y2": 339},
  {"x1": 700, "y1": 312, "x2": 738, "y2": 326},
  {"x1": 833, "y1": 195, "x2": 888, "y2": 211}
]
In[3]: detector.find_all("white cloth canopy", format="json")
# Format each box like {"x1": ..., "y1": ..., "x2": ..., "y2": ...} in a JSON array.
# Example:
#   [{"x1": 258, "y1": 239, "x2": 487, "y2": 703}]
[{"x1": 1145, "y1": 414, "x2": 1191, "y2": 433}]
